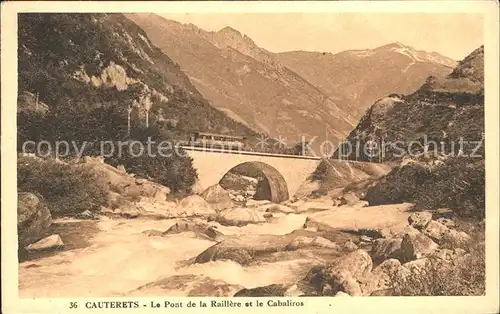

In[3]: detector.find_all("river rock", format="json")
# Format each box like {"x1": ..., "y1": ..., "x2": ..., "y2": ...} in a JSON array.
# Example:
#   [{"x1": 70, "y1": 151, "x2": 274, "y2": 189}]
[
  {"x1": 18, "y1": 192, "x2": 52, "y2": 247},
  {"x1": 201, "y1": 184, "x2": 234, "y2": 211},
  {"x1": 195, "y1": 234, "x2": 291, "y2": 265},
  {"x1": 26, "y1": 234, "x2": 64, "y2": 251},
  {"x1": 163, "y1": 220, "x2": 224, "y2": 241},
  {"x1": 408, "y1": 212, "x2": 433, "y2": 230},
  {"x1": 178, "y1": 195, "x2": 216, "y2": 217},
  {"x1": 286, "y1": 236, "x2": 339, "y2": 251},
  {"x1": 400, "y1": 230, "x2": 438, "y2": 262},
  {"x1": 76, "y1": 209, "x2": 98, "y2": 220},
  {"x1": 216, "y1": 207, "x2": 266, "y2": 226}
]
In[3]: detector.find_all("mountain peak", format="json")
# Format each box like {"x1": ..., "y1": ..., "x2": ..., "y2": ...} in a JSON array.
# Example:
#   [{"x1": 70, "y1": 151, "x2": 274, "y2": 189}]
[
  {"x1": 375, "y1": 42, "x2": 413, "y2": 51},
  {"x1": 218, "y1": 26, "x2": 242, "y2": 37}
]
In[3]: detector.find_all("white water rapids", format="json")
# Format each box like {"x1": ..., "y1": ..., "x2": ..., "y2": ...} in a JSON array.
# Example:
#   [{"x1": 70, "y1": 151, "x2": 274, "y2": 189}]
[{"x1": 19, "y1": 213, "x2": 312, "y2": 297}]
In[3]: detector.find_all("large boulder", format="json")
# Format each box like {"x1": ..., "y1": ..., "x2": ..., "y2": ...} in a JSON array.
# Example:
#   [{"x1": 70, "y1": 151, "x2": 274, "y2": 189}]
[
  {"x1": 371, "y1": 238, "x2": 403, "y2": 263},
  {"x1": 422, "y1": 220, "x2": 449, "y2": 242},
  {"x1": 285, "y1": 236, "x2": 339, "y2": 251},
  {"x1": 25, "y1": 234, "x2": 64, "y2": 252},
  {"x1": 201, "y1": 184, "x2": 234, "y2": 211},
  {"x1": 18, "y1": 192, "x2": 52, "y2": 247},
  {"x1": 195, "y1": 234, "x2": 292, "y2": 265},
  {"x1": 305, "y1": 203, "x2": 413, "y2": 233},
  {"x1": 177, "y1": 195, "x2": 216, "y2": 217},
  {"x1": 369, "y1": 259, "x2": 404, "y2": 292},
  {"x1": 400, "y1": 229, "x2": 438, "y2": 262},
  {"x1": 216, "y1": 207, "x2": 266, "y2": 226},
  {"x1": 327, "y1": 250, "x2": 373, "y2": 281},
  {"x1": 298, "y1": 250, "x2": 373, "y2": 296}
]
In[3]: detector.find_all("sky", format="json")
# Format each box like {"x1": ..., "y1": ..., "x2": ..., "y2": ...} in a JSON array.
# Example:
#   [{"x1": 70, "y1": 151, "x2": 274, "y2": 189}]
[{"x1": 159, "y1": 13, "x2": 483, "y2": 60}]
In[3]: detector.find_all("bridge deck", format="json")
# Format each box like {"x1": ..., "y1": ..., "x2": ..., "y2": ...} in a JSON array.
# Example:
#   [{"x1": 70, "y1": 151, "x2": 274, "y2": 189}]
[{"x1": 180, "y1": 145, "x2": 322, "y2": 160}]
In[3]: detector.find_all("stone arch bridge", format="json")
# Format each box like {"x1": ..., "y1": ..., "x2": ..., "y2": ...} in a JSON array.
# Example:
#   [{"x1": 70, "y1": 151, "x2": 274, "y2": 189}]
[{"x1": 182, "y1": 147, "x2": 322, "y2": 203}]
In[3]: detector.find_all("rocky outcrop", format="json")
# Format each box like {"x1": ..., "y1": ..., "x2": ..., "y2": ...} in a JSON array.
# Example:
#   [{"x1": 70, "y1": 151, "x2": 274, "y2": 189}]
[{"x1": 18, "y1": 192, "x2": 52, "y2": 247}]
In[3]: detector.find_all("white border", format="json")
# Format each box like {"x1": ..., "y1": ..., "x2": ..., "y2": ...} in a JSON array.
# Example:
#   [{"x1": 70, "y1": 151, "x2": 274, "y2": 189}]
[{"x1": 2, "y1": 2, "x2": 499, "y2": 313}]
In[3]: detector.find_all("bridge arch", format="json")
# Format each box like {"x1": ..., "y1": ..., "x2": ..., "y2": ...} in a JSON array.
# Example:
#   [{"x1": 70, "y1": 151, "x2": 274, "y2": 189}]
[
  {"x1": 220, "y1": 161, "x2": 289, "y2": 203},
  {"x1": 184, "y1": 147, "x2": 321, "y2": 201}
]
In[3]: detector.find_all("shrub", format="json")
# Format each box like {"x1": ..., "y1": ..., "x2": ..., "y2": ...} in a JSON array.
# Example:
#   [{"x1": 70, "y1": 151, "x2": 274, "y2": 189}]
[
  {"x1": 414, "y1": 158, "x2": 485, "y2": 218},
  {"x1": 366, "y1": 157, "x2": 485, "y2": 219},
  {"x1": 366, "y1": 163, "x2": 431, "y2": 205},
  {"x1": 113, "y1": 143, "x2": 198, "y2": 193},
  {"x1": 17, "y1": 156, "x2": 109, "y2": 216}
]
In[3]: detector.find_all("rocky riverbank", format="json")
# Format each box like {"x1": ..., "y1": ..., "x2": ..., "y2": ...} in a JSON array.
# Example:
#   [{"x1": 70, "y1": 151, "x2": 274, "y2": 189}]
[
  {"x1": 18, "y1": 156, "x2": 482, "y2": 297},
  {"x1": 19, "y1": 190, "x2": 478, "y2": 297}
]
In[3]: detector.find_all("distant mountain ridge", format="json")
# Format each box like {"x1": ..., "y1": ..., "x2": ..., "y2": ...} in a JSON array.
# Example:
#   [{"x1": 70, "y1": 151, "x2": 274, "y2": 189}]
[
  {"x1": 278, "y1": 42, "x2": 456, "y2": 118},
  {"x1": 126, "y1": 13, "x2": 357, "y2": 149},
  {"x1": 128, "y1": 14, "x2": 457, "y2": 150}
]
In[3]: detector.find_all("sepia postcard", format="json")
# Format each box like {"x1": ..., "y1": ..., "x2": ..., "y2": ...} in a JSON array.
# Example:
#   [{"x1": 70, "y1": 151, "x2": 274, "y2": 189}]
[{"x1": 1, "y1": 1, "x2": 499, "y2": 313}]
